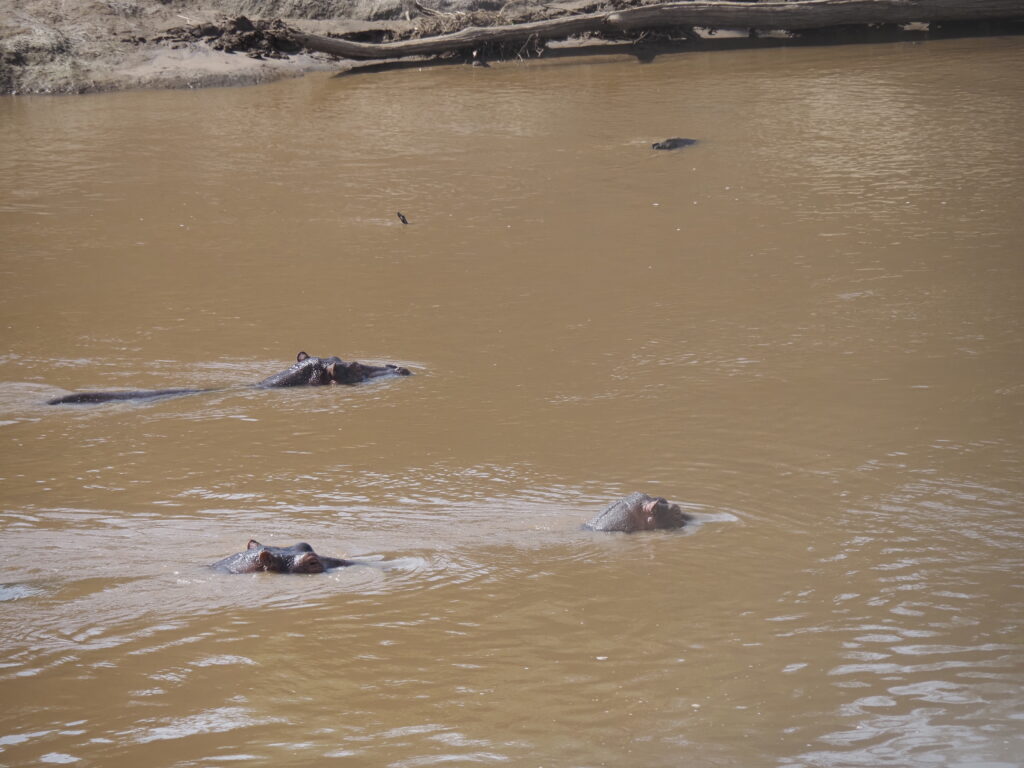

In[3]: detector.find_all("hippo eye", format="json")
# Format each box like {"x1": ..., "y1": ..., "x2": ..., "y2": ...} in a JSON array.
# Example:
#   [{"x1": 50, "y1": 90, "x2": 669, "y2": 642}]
[{"x1": 294, "y1": 543, "x2": 314, "y2": 552}]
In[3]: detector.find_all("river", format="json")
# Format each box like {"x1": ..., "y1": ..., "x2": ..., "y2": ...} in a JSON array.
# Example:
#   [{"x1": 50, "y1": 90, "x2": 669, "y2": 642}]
[{"x1": 1, "y1": 35, "x2": 1022, "y2": 767}]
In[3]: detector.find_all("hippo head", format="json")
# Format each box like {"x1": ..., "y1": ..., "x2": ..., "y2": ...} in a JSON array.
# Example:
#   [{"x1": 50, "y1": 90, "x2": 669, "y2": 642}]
[
  {"x1": 325, "y1": 359, "x2": 371, "y2": 384},
  {"x1": 211, "y1": 540, "x2": 353, "y2": 574},
  {"x1": 640, "y1": 497, "x2": 689, "y2": 530},
  {"x1": 584, "y1": 492, "x2": 692, "y2": 532},
  {"x1": 323, "y1": 358, "x2": 412, "y2": 384},
  {"x1": 246, "y1": 540, "x2": 329, "y2": 573},
  {"x1": 290, "y1": 352, "x2": 367, "y2": 386}
]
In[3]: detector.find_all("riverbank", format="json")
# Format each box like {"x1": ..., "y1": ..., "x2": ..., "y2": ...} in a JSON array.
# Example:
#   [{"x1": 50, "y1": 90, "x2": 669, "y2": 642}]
[
  {"x1": 2, "y1": 0, "x2": 1022, "y2": 94},
  {"x1": 0, "y1": 0, "x2": 411, "y2": 94}
]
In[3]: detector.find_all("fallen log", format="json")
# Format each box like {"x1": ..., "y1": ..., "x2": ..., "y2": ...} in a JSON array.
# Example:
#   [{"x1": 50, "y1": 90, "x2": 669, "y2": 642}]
[{"x1": 290, "y1": 0, "x2": 1024, "y2": 60}]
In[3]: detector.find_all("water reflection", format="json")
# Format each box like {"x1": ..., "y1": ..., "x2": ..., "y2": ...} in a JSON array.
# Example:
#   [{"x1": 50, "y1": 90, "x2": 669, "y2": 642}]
[{"x1": 766, "y1": 468, "x2": 1024, "y2": 766}]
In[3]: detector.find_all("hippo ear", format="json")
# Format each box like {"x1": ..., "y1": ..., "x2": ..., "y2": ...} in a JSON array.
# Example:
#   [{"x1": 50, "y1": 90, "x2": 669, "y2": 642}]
[
  {"x1": 296, "y1": 351, "x2": 309, "y2": 362},
  {"x1": 247, "y1": 539, "x2": 262, "y2": 550}
]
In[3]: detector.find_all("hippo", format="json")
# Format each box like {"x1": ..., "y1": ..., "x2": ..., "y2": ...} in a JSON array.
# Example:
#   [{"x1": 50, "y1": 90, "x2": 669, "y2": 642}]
[
  {"x1": 584, "y1": 492, "x2": 692, "y2": 533},
  {"x1": 47, "y1": 351, "x2": 411, "y2": 405},
  {"x1": 211, "y1": 540, "x2": 354, "y2": 574},
  {"x1": 652, "y1": 138, "x2": 697, "y2": 150},
  {"x1": 257, "y1": 351, "x2": 410, "y2": 387}
]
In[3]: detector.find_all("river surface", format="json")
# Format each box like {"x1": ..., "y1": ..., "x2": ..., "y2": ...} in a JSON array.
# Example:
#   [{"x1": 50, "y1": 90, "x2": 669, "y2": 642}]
[{"x1": 1, "y1": 35, "x2": 1023, "y2": 767}]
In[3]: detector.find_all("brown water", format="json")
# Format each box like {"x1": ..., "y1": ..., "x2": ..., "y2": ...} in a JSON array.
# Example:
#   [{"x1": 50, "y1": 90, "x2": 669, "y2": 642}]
[{"x1": 1, "y1": 35, "x2": 1023, "y2": 767}]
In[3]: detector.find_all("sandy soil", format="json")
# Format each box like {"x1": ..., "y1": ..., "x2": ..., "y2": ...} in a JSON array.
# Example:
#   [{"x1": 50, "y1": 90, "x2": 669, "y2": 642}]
[{"x1": 0, "y1": 0, "x2": 519, "y2": 94}]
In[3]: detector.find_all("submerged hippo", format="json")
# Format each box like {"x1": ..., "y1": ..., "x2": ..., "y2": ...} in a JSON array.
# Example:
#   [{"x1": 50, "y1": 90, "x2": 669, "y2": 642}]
[
  {"x1": 211, "y1": 540, "x2": 354, "y2": 574},
  {"x1": 584, "y1": 492, "x2": 692, "y2": 533},
  {"x1": 47, "y1": 351, "x2": 411, "y2": 405},
  {"x1": 652, "y1": 137, "x2": 697, "y2": 150}
]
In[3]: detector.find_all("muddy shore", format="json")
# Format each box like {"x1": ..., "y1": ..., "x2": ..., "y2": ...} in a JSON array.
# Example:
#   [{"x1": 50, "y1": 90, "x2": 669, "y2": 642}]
[
  {"x1": 0, "y1": 0, "x2": 396, "y2": 94},
  {"x1": 0, "y1": 0, "x2": 581, "y2": 94},
  {"x1": 2, "y1": 0, "x2": 1021, "y2": 95}
]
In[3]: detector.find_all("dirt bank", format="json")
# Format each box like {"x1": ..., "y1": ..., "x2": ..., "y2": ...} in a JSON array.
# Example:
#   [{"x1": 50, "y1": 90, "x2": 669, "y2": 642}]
[
  {"x1": 2, "y1": 0, "x2": 1021, "y2": 95},
  {"x1": 0, "y1": 0, "x2": 573, "y2": 94},
  {"x1": 0, "y1": 0, "x2": 412, "y2": 94}
]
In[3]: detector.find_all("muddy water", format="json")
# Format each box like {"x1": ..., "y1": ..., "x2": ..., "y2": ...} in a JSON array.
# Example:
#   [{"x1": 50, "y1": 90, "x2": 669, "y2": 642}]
[{"x1": 2, "y1": 35, "x2": 1023, "y2": 766}]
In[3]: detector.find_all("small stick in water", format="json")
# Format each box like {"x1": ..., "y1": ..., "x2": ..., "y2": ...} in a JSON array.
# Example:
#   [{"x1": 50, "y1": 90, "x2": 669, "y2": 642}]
[{"x1": 397, "y1": 211, "x2": 409, "y2": 225}]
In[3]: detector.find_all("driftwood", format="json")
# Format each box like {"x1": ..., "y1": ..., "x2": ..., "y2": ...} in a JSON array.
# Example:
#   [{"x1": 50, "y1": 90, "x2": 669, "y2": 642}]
[{"x1": 290, "y1": 0, "x2": 1024, "y2": 60}]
